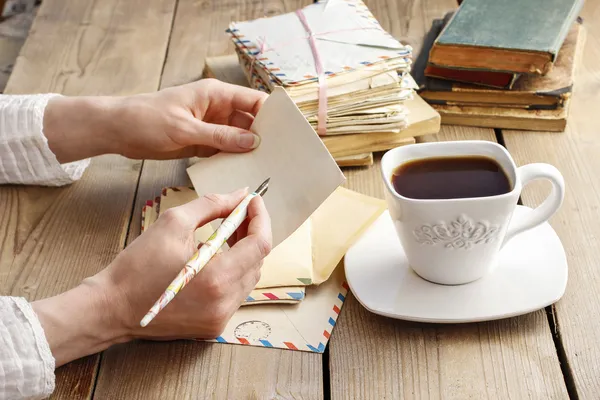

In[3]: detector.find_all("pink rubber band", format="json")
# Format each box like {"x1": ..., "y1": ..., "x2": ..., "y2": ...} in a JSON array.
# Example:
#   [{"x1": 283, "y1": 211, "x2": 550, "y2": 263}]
[{"x1": 295, "y1": 9, "x2": 328, "y2": 136}]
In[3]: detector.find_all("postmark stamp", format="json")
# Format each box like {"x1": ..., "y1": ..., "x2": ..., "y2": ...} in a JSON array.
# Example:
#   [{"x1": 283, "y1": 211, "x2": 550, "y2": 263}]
[{"x1": 234, "y1": 320, "x2": 272, "y2": 341}]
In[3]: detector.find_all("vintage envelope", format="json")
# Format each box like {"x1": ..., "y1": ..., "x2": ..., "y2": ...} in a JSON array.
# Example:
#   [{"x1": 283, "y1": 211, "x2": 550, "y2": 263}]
[
  {"x1": 310, "y1": 187, "x2": 387, "y2": 284},
  {"x1": 213, "y1": 264, "x2": 349, "y2": 353},
  {"x1": 187, "y1": 87, "x2": 346, "y2": 248},
  {"x1": 141, "y1": 197, "x2": 159, "y2": 233},
  {"x1": 228, "y1": 0, "x2": 412, "y2": 85},
  {"x1": 141, "y1": 203, "x2": 152, "y2": 233},
  {"x1": 235, "y1": 45, "x2": 409, "y2": 103},
  {"x1": 143, "y1": 186, "x2": 387, "y2": 351}
]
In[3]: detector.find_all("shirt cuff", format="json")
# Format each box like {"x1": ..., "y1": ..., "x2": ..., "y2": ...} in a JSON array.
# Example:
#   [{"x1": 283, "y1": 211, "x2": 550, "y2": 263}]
[
  {"x1": 13, "y1": 298, "x2": 56, "y2": 398},
  {"x1": 0, "y1": 297, "x2": 55, "y2": 399},
  {"x1": 0, "y1": 94, "x2": 91, "y2": 186}
]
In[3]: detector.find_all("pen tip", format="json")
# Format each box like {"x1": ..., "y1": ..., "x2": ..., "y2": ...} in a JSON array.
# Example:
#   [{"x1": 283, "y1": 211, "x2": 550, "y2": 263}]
[{"x1": 254, "y1": 178, "x2": 270, "y2": 196}]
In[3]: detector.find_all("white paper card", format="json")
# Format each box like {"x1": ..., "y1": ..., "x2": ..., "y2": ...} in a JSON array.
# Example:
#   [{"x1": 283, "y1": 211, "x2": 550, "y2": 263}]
[{"x1": 187, "y1": 87, "x2": 345, "y2": 247}]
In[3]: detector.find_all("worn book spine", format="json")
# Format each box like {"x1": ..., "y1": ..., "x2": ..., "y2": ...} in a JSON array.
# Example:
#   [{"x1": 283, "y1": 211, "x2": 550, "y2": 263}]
[
  {"x1": 413, "y1": 13, "x2": 520, "y2": 90},
  {"x1": 434, "y1": 102, "x2": 570, "y2": 132},
  {"x1": 424, "y1": 65, "x2": 520, "y2": 89},
  {"x1": 429, "y1": 0, "x2": 585, "y2": 74}
]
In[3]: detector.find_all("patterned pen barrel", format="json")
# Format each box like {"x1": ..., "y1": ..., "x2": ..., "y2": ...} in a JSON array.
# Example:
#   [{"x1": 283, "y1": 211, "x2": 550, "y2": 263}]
[{"x1": 140, "y1": 178, "x2": 270, "y2": 327}]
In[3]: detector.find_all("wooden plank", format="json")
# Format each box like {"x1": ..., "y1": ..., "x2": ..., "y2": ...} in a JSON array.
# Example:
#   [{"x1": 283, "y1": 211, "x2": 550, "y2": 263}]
[
  {"x1": 0, "y1": 0, "x2": 177, "y2": 399},
  {"x1": 6, "y1": 0, "x2": 174, "y2": 96},
  {"x1": 94, "y1": 1, "x2": 324, "y2": 399},
  {"x1": 96, "y1": 341, "x2": 321, "y2": 399},
  {"x1": 500, "y1": 4, "x2": 600, "y2": 397},
  {"x1": 328, "y1": 0, "x2": 569, "y2": 398},
  {"x1": 0, "y1": 35, "x2": 25, "y2": 92},
  {"x1": 0, "y1": 5, "x2": 36, "y2": 92}
]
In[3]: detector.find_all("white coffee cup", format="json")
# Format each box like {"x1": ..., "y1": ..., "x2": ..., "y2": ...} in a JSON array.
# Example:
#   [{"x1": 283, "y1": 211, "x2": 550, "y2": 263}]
[{"x1": 381, "y1": 140, "x2": 565, "y2": 285}]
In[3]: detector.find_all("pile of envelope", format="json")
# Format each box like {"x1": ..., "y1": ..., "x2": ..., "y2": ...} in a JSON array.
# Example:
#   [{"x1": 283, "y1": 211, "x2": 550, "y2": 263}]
[
  {"x1": 142, "y1": 185, "x2": 386, "y2": 352},
  {"x1": 140, "y1": 86, "x2": 388, "y2": 353},
  {"x1": 227, "y1": 0, "x2": 415, "y2": 136}
]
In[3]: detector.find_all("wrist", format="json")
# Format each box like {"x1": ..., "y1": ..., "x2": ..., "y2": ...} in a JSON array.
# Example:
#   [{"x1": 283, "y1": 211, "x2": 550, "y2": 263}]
[
  {"x1": 32, "y1": 275, "x2": 131, "y2": 367},
  {"x1": 43, "y1": 95, "x2": 121, "y2": 163}
]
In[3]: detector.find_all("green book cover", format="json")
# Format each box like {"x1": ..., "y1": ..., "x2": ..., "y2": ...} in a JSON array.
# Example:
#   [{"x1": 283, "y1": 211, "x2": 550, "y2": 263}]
[{"x1": 436, "y1": 0, "x2": 584, "y2": 59}]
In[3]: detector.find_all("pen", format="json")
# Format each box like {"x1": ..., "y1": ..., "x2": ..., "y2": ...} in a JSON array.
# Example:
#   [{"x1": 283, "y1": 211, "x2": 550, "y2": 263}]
[{"x1": 140, "y1": 178, "x2": 271, "y2": 327}]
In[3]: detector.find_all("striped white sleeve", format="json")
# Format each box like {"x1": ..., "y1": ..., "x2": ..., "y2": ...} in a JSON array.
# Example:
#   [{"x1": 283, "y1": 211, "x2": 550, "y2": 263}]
[
  {"x1": 0, "y1": 297, "x2": 55, "y2": 400},
  {"x1": 0, "y1": 94, "x2": 90, "y2": 186}
]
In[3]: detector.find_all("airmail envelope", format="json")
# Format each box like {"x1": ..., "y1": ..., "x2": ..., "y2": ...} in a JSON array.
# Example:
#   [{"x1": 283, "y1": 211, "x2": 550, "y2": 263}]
[{"x1": 143, "y1": 186, "x2": 386, "y2": 351}]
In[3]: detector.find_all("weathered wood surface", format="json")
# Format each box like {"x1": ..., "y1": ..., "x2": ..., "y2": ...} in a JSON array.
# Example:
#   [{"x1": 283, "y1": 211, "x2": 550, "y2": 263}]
[
  {"x1": 1, "y1": 0, "x2": 588, "y2": 398},
  {"x1": 0, "y1": 0, "x2": 177, "y2": 398},
  {"x1": 328, "y1": 1, "x2": 569, "y2": 399},
  {"x1": 501, "y1": 2, "x2": 600, "y2": 397}
]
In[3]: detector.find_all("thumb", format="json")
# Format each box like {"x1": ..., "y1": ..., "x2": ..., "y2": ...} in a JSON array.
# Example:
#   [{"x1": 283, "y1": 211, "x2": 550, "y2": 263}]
[
  {"x1": 197, "y1": 121, "x2": 261, "y2": 152},
  {"x1": 176, "y1": 188, "x2": 249, "y2": 231}
]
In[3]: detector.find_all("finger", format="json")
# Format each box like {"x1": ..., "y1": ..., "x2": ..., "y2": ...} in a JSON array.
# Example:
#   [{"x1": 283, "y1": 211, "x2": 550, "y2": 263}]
[
  {"x1": 196, "y1": 121, "x2": 261, "y2": 152},
  {"x1": 226, "y1": 236, "x2": 236, "y2": 248},
  {"x1": 236, "y1": 219, "x2": 250, "y2": 243},
  {"x1": 226, "y1": 217, "x2": 248, "y2": 248},
  {"x1": 245, "y1": 196, "x2": 272, "y2": 243},
  {"x1": 194, "y1": 146, "x2": 219, "y2": 158},
  {"x1": 177, "y1": 188, "x2": 248, "y2": 230},
  {"x1": 199, "y1": 196, "x2": 270, "y2": 285},
  {"x1": 229, "y1": 110, "x2": 255, "y2": 130},
  {"x1": 222, "y1": 259, "x2": 261, "y2": 308},
  {"x1": 149, "y1": 145, "x2": 220, "y2": 159},
  {"x1": 226, "y1": 196, "x2": 272, "y2": 266},
  {"x1": 137, "y1": 145, "x2": 222, "y2": 160},
  {"x1": 207, "y1": 80, "x2": 268, "y2": 116}
]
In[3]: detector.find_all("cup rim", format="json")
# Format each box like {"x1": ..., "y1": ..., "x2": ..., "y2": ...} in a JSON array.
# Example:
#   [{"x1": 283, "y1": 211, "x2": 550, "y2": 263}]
[{"x1": 381, "y1": 140, "x2": 521, "y2": 203}]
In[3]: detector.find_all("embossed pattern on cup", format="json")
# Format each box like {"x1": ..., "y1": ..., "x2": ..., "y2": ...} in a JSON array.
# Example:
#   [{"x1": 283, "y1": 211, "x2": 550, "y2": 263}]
[{"x1": 413, "y1": 215, "x2": 500, "y2": 250}]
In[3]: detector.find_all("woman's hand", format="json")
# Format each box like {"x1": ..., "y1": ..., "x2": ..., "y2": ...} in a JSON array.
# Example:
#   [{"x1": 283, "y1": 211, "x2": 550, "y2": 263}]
[
  {"x1": 43, "y1": 79, "x2": 268, "y2": 163},
  {"x1": 32, "y1": 189, "x2": 272, "y2": 366}
]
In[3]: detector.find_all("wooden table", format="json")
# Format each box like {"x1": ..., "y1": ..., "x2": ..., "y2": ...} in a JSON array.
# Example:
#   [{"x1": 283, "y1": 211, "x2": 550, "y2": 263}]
[{"x1": 1, "y1": 0, "x2": 598, "y2": 398}]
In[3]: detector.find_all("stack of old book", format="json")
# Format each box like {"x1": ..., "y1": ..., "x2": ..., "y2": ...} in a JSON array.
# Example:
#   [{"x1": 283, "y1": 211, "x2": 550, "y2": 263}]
[
  {"x1": 413, "y1": 0, "x2": 585, "y2": 132},
  {"x1": 207, "y1": 0, "x2": 440, "y2": 167}
]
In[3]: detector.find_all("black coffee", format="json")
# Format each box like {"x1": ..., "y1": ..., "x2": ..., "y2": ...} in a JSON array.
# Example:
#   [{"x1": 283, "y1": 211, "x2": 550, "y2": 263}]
[{"x1": 391, "y1": 156, "x2": 511, "y2": 200}]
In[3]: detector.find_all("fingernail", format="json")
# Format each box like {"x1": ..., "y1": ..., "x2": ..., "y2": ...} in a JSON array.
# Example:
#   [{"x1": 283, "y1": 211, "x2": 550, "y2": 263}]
[{"x1": 238, "y1": 133, "x2": 260, "y2": 149}]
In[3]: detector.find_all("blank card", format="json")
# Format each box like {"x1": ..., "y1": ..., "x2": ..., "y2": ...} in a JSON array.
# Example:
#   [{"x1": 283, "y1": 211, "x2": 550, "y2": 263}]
[{"x1": 187, "y1": 86, "x2": 345, "y2": 247}]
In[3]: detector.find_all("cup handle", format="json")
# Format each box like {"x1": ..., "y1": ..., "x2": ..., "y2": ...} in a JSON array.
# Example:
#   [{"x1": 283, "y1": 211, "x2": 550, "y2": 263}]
[{"x1": 501, "y1": 163, "x2": 565, "y2": 249}]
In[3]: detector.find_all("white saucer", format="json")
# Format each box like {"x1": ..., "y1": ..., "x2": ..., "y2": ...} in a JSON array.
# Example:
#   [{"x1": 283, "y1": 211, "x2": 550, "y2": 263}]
[{"x1": 344, "y1": 206, "x2": 568, "y2": 323}]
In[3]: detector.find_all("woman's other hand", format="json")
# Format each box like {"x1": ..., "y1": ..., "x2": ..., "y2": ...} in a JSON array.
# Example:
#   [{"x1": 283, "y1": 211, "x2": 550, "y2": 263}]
[
  {"x1": 32, "y1": 189, "x2": 272, "y2": 366},
  {"x1": 43, "y1": 79, "x2": 268, "y2": 163},
  {"x1": 110, "y1": 79, "x2": 267, "y2": 159}
]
